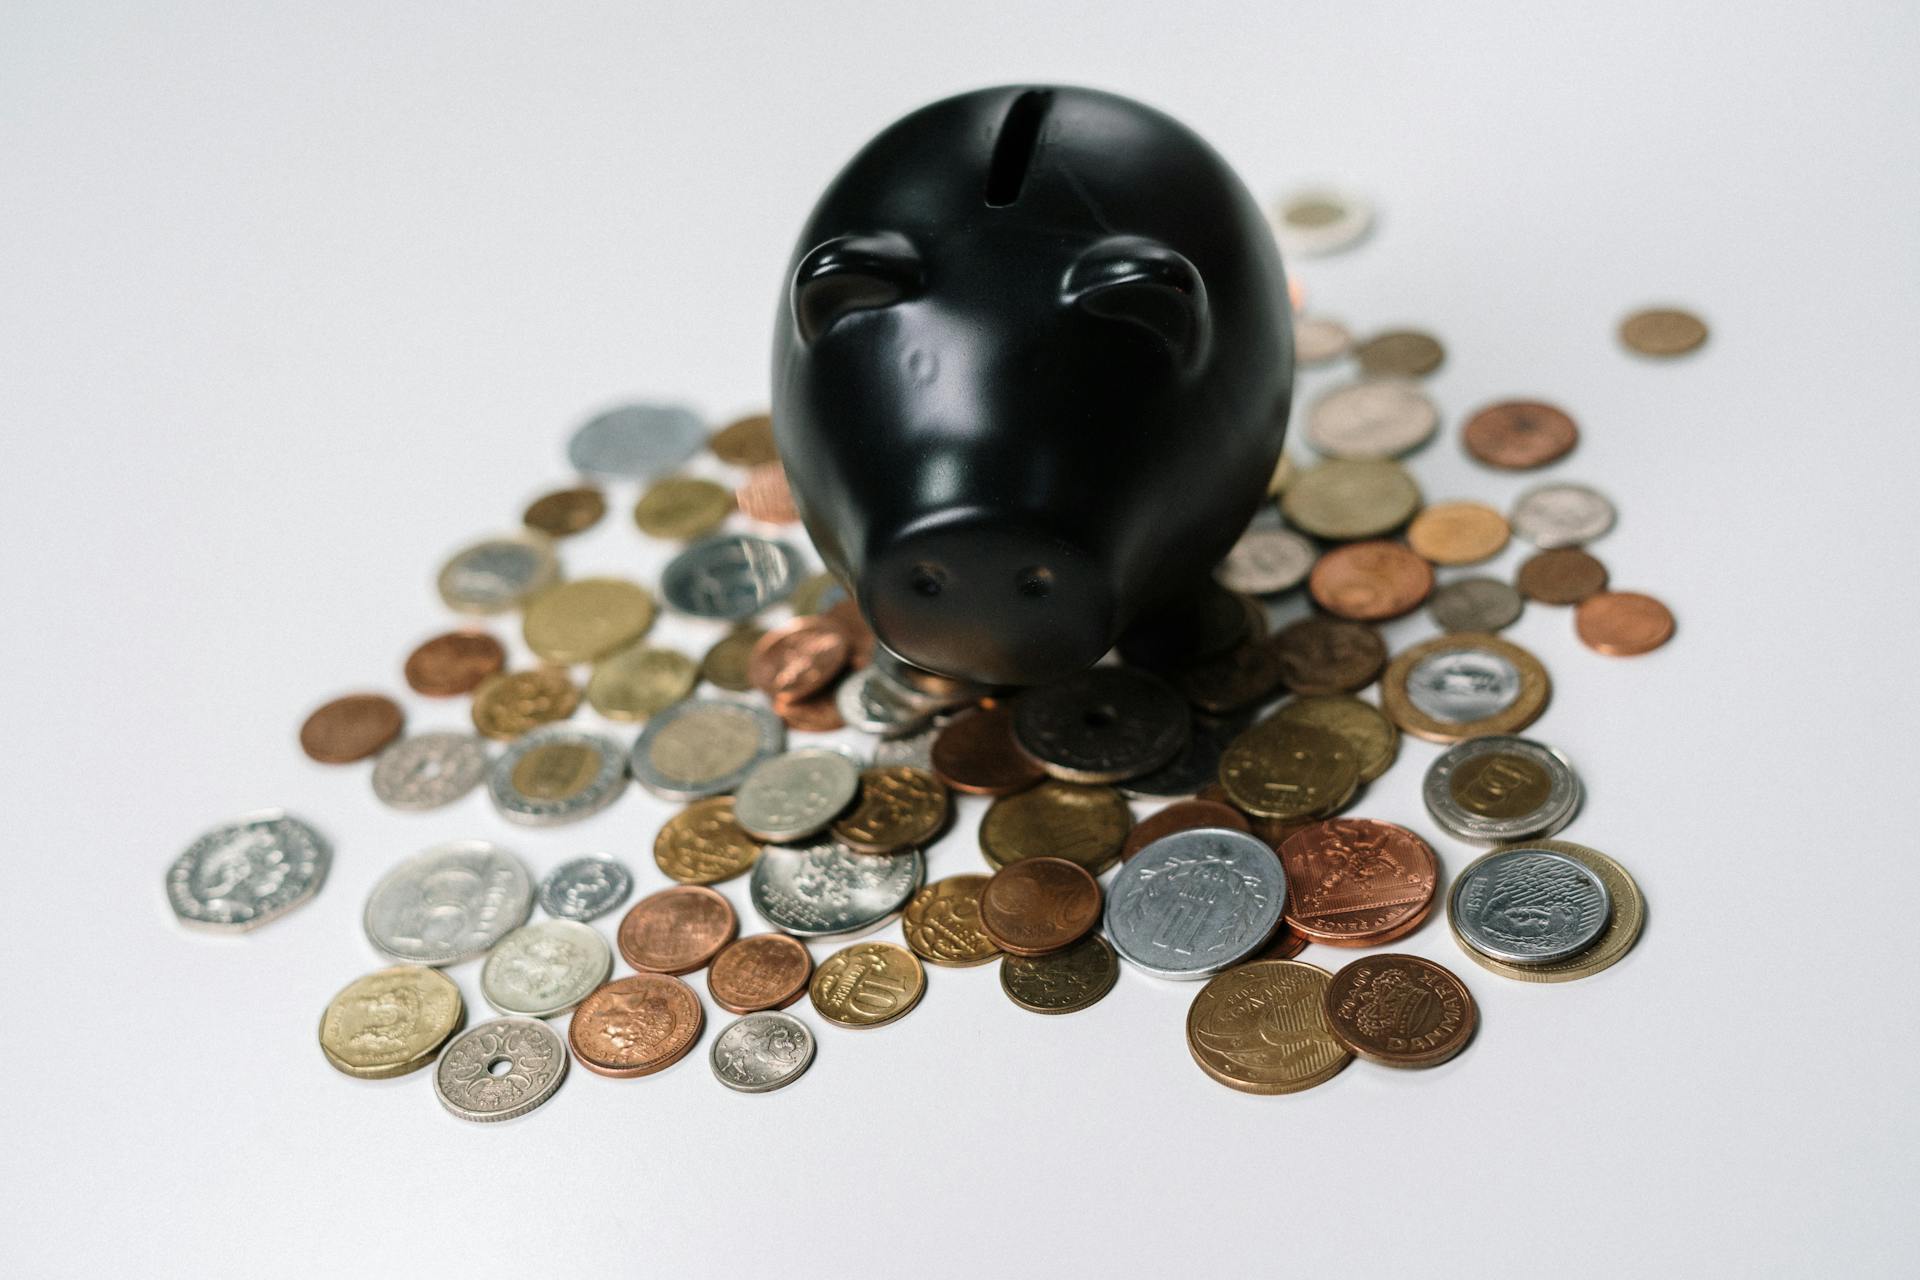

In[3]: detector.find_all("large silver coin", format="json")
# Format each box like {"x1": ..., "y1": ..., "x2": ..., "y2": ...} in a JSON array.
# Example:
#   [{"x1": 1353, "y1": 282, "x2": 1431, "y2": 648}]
[
  {"x1": 629, "y1": 698, "x2": 785, "y2": 800},
  {"x1": 1215, "y1": 526, "x2": 1316, "y2": 596},
  {"x1": 165, "y1": 810, "x2": 330, "y2": 933},
  {"x1": 1105, "y1": 827, "x2": 1286, "y2": 979},
  {"x1": 536, "y1": 856, "x2": 633, "y2": 922},
  {"x1": 750, "y1": 838, "x2": 923, "y2": 939},
  {"x1": 432, "y1": 1017, "x2": 568, "y2": 1123},
  {"x1": 1406, "y1": 647, "x2": 1522, "y2": 724},
  {"x1": 435, "y1": 532, "x2": 558, "y2": 615},
  {"x1": 486, "y1": 725, "x2": 627, "y2": 826},
  {"x1": 836, "y1": 665, "x2": 935, "y2": 739},
  {"x1": 1510, "y1": 482, "x2": 1616, "y2": 548},
  {"x1": 661, "y1": 534, "x2": 803, "y2": 620},
  {"x1": 732, "y1": 747, "x2": 861, "y2": 842},
  {"x1": 364, "y1": 839, "x2": 533, "y2": 967},
  {"x1": 371, "y1": 732, "x2": 491, "y2": 811},
  {"x1": 480, "y1": 920, "x2": 612, "y2": 1018},
  {"x1": 1305, "y1": 380, "x2": 1439, "y2": 459},
  {"x1": 1424, "y1": 735, "x2": 1582, "y2": 844},
  {"x1": 1427, "y1": 577, "x2": 1524, "y2": 633},
  {"x1": 1449, "y1": 848, "x2": 1611, "y2": 965},
  {"x1": 1013, "y1": 667, "x2": 1188, "y2": 784},
  {"x1": 709, "y1": 1011, "x2": 816, "y2": 1093},
  {"x1": 566, "y1": 402, "x2": 706, "y2": 480}
]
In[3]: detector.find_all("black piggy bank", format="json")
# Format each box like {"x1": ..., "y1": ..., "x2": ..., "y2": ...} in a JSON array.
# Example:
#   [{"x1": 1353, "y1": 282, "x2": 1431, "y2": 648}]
[{"x1": 771, "y1": 84, "x2": 1293, "y2": 688}]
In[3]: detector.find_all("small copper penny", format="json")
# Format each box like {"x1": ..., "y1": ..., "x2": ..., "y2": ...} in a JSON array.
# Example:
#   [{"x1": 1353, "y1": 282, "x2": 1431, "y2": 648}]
[
  {"x1": 1575, "y1": 591, "x2": 1676, "y2": 656},
  {"x1": 1121, "y1": 800, "x2": 1250, "y2": 861},
  {"x1": 617, "y1": 885, "x2": 738, "y2": 975},
  {"x1": 931, "y1": 703, "x2": 1047, "y2": 796},
  {"x1": 1406, "y1": 502, "x2": 1511, "y2": 566},
  {"x1": 831, "y1": 765, "x2": 950, "y2": 854},
  {"x1": 706, "y1": 933, "x2": 813, "y2": 1014},
  {"x1": 1279, "y1": 819, "x2": 1439, "y2": 947},
  {"x1": 1323, "y1": 953, "x2": 1477, "y2": 1068},
  {"x1": 709, "y1": 412, "x2": 780, "y2": 466},
  {"x1": 736, "y1": 462, "x2": 798, "y2": 523},
  {"x1": 404, "y1": 631, "x2": 506, "y2": 697},
  {"x1": 522, "y1": 486, "x2": 607, "y2": 537},
  {"x1": 1308, "y1": 541, "x2": 1435, "y2": 621},
  {"x1": 1462, "y1": 400, "x2": 1579, "y2": 470},
  {"x1": 1517, "y1": 547, "x2": 1610, "y2": 604},
  {"x1": 748, "y1": 617, "x2": 851, "y2": 700},
  {"x1": 977, "y1": 857, "x2": 1102, "y2": 957},
  {"x1": 1270, "y1": 616, "x2": 1387, "y2": 695},
  {"x1": 299, "y1": 694, "x2": 404, "y2": 764},
  {"x1": 1620, "y1": 307, "x2": 1708, "y2": 357},
  {"x1": 772, "y1": 688, "x2": 846, "y2": 732},
  {"x1": 568, "y1": 973, "x2": 704, "y2": 1078}
]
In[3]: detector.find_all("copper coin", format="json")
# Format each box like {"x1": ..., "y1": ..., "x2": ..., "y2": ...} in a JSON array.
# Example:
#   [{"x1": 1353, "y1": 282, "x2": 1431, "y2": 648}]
[
  {"x1": 1406, "y1": 502, "x2": 1511, "y2": 566},
  {"x1": 748, "y1": 617, "x2": 851, "y2": 700},
  {"x1": 976, "y1": 857, "x2": 1102, "y2": 957},
  {"x1": 1620, "y1": 307, "x2": 1708, "y2": 357},
  {"x1": 931, "y1": 703, "x2": 1046, "y2": 796},
  {"x1": 1308, "y1": 541, "x2": 1434, "y2": 621},
  {"x1": 1575, "y1": 591, "x2": 1676, "y2": 655},
  {"x1": 772, "y1": 688, "x2": 846, "y2": 732},
  {"x1": 522, "y1": 486, "x2": 606, "y2": 537},
  {"x1": 1255, "y1": 919, "x2": 1310, "y2": 961},
  {"x1": 403, "y1": 630, "x2": 506, "y2": 697},
  {"x1": 299, "y1": 694, "x2": 404, "y2": 764},
  {"x1": 1279, "y1": 819, "x2": 1439, "y2": 946},
  {"x1": 1120, "y1": 800, "x2": 1250, "y2": 861},
  {"x1": 1323, "y1": 953, "x2": 1476, "y2": 1068},
  {"x1": 822, "y1": 598, "x2": 875, "y2": 668},
  {"x1": 617, "y1": 885, "x2": 738, "y2": 975},
  {"x1": 568, "y1": 973, "x2": 704, "y2": 1078},
  {"x1": 706, "y1": 933, "x2": 813, "y2": 1014},
  {"x1": 1462, "y1": 400, "x2": 1579, "y2": 470},
  {"x1": 1517, "y1": 547, "x2": 1610, "y2": 604},
  {"x1": 831, "y1": 765, "x2": 950, "y2": 854},
  {"x1": 736, "y1": 462, "x2": 799, "y2": 523},
  {"x1": 1269, "y1": 616, "x2": 1387, "y2": 695},
  {"x1": 709, "y1": 412, "x2": 780, "y2": 466}
]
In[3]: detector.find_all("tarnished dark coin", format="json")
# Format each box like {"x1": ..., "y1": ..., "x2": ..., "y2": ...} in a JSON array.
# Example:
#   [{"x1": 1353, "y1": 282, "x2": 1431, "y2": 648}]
[
  {"x1": 999, "y1": 934, "x2": 1119, "y2": 1014},
  {"x1": 1427, "y1": 577, "x2": 1524, "y2": 632},
  {"x1": 1119, "y1": 713, "x2": 1247, "y2": 799},
  {"x1": 1518, "y1": 548, "x2": 1611, "y2": 604},
  {"x1": 522, "y1": 486, "x2": 606, "y2": 537},
  {"x1": 1117, "y1": 582, "x2": 1249, "y2": 670},
  {"x1": 1012, "y1": 667, "x2": 1189, "y2": 784},
  {"x1": 1168, "y1": 639, "x2": 1286, "y2": 715},
  {"x1": 1269, "y1": 616, "x2": 1387, "y2": 695}
]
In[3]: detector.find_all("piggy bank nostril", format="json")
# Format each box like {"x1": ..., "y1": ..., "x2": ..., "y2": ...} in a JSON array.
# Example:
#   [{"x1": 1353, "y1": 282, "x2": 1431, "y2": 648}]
[
  {"x1": 1016, "y1": 566, "x2": 1054, "y2": 599},
  {"x1": 910, "y1": 563, "x2": 947, "y2": 598}
]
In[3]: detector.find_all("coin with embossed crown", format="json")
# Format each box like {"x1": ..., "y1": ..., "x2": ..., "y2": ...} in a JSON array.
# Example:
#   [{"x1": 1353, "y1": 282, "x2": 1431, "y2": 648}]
[
  {"x1": 630, "y1": 698, "x2": 785, "y2": 800},
  {"x1": 568, "y1": 973, "x2": 704, "y2": 1078},
  {"x1": 1279, "y1": 819, "x2": 1438, "y2": 947},
  {"x1": 1000, "y1": 933, "x2": 1120, "y2": 1014},
  {"x1": 1105, "y1": 827, "x2": 1287, "y2": 979},
  {"x1": 750, "y1": 838, "x2": 923, "y2": 939},
  {"x1": 901, "y1": 875, "x2": 1000, "y2": 967},
  {"x1": 363, "y1": 840, "x2": 532, "y2": 966},
  {"x1": 654, "y1": 796, "x2": 762, "y2": 885},
  {"x1": 1012, "y1": 667, "x2": 1188, "y2": 784},
  {"x1": 434, "y1": 1017, "x2": 569, "y2": 1122},
  {"x1": 436, "y1": 532, "x2": 558, "y2": 615},
  {"x1": 1186, "y1": 959, "x2": 1351, "y2": 1094},
  {"x1": 587, "y1": 644, "x2": 698, "y2": 721},
  {"x1": 487, "y1": 725, "x2": 627, "y2": 826},
  {"x1": 481, "y1": 920, "x2": 612, "y2": 1018},
  {"x1": 809, "y1": 941, "x2": 925, "y2": 1029},
  {"x1": 1424, "y1": 734, "x2": 1581, "y2": 844},
  {"x1": 536, "y1": 856, "x2": 632, "y2": 922},
  {"x1": 319, "y1": 965, "x2": 465, "y2": 1079},
  {"x1": 711, "y1": 1011, "x2": 816, "y2": 1093},
  {"x1": 567, "y1": 401, "x2": 706, "y2": 479},
  {"x1": 1449, "y1": 847, "x2": 1611, "y2": 965},
  {"x1": 1451, "y1": 840, "x2": 1643, "y2": 983},
  {"x1": 166, "y1": 810, "x2": 331, "y2": 933},
  {"x1": 1322, "y1": 954, "x2": 1476, "y2": 1068},
  {"x1": 661, "y1": 533, "x2": 804, "y2": 620},
  {"x1": 733, "y1": 747, "x2": 861, "y2": 842},
  {"x1": 707, "y1": 933, "x2": 813, "y2": 1013},
  {"x1": 1383, "y1": 632, "x2": 1551, "y2": 743},
  {"x1": 372, "y1": 732, "x2": 491, "y2": 811},
  {"x1": 979, "y1": 780, "x2": 1132, "y2": 875}
]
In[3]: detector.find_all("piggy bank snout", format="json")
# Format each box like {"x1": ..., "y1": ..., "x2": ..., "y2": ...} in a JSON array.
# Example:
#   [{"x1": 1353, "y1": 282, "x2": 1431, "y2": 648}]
[{"x1": 863, "y1": 517, "x2": 1114, "y2": 687}]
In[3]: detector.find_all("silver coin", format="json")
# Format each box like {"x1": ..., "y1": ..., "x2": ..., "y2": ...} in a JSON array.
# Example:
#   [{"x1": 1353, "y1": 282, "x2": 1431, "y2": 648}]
[
  {"x1": 1306, "y1": 380, "x2": 1439, "y2": 459},
  {"x1": 871, "y1": 722, "x2": 939, "y2": 770},
  {"x1": 1215, "y1": 525, "x2": 1316, "y2": 596},
  {"x1": 1510, "y1": 482, "x2": 1616, "y2": 548},
  {"x1": 566, "y1": 402, "x2": 706, "y2": 480},
  {"x1": 629, "y1": 697, "x2": 785, "y2": 800},
  {"x1": 1427, "y1": 577, "x2": 1524, "y2": 633},
  {"x1": 1105, "y1": 827, "x2": 1287, "y2": 979},
  {"x1": 432, "y1": 1017, "x2": 568, "y2": 1123},
  {"x1": 835, "y1": 666, "x2": 935, "y2": 738},
  {"x1": 1293, "y1": 315, "x2": 1353, "y2": 365},
  {"x1": 1424, "y1": 735, "x2": 1582, "y2": 844},
  {"x1": 364, "y1": 839, "x2": 533, "y2": 967},
  {"x1": 1271, "y1": 189, "x2": 1374, "y2": 257},
  {"x1": 733, "y1": 747, "x2": 862, "y2": 842},
  {"x1": 536, "y1": 855, "x2": 634, "y2": 921},
  {"x1": 480, "y1": 920, "x2": 612, "y2": 1018},
  {"x1": 1118, "y1": 713, "x2": 1245, "y2": 799},
  {"x1": 486, "y1": 725, "x2": 627, "y2": 826},
  {"x1": 1012, "y1": 667, "x2": 1188, "y2": 784},
  {"x1": 165, "y1": 810, "x2": 330, "y2": 933},
  {"x1": 709, "y1": 1011, "x2": 816, "y2": 1093},
  {"x1": 870, "y1": 646, "x2": 993, "y2": 711},
  {"x1": 1406, "y1": 647, "x2": 1522, "y2": 724},
  {"x1": 435, "y1": 532, "x2": 558, "y2": 615},
  {"x1": 1450, "y1": 847, "x2": 1611, "y2": 965},
  {"x1": 371, "y1": 732, "x2": 491, "y2": 811},
  {"x1": 661, "y1": 534, "x2": 803, "y2": 620},
  {"x1": 750, "y1": 838, "x2": 923, "y2": 938}
]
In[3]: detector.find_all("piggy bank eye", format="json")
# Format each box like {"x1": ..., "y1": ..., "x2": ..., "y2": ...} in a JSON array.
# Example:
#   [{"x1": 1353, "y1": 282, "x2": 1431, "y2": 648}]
[
  {"x1": 1061, "y1": 235, "x2": 1211, "y2": 371},
  {"x1": 791, "y1": 231, "x2": 924, "y2": 343}
]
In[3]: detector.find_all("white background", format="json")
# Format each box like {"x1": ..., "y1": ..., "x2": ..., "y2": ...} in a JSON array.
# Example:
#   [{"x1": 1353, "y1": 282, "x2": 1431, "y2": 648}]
[{"x1": 4, "y1": 3, "x2": 1917, "y2": 1276}]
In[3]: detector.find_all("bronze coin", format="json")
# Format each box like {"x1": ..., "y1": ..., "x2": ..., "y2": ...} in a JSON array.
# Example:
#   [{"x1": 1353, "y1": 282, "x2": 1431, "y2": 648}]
[
  {"x1": 298, "y1": 694, "x2": 404, "y2": 764},
  {"x1": 1308, "y1": 541, "x2": 1435, "y2": 621},
  {"x1": 979, "y1": 780, "x2": 1132, "y2": 875},
  {"x1": 568, "y1": 973, "x2": 704, "y2": 1078},
  {"x1": 1279, "y1": 819, "x2": 1438, "y2": 946},
  {"x1": 700, "y1": 626, "x2": 763, "y2": 692},
  {"x1": 977, "y1": 857, "x2": 1102, "y2": 957},
  {"x1": 653, "y1": 796, "x2": 761, "y2": 885},
  {"x1": 1517, "y1": 547, "x2": 1610, "y2": 604},
  {"x1": 772, "y1": 687, "x2": 846, "y2": 732},
  {"x1": 522, "y1": 486, "x2": 606, "y2": 537},
  {"x1": 1462, "y1": 400, "x2": 1579, "y2": 470},
  {"x1": 403, "y1": 630, "x2": 506, "y2": 697},
  {"x1": 1620, "y1": 307, "x2": 1708, "y2": 357},
  {"x1": 736, "y1": 462, "x2": 798, "y2": 523},
  {"x1": 1254, "y1": 920, "x2": 1310, "y2": 961},
  {"x1": 470, "y1": 668, "x2": 579, "y2": 740},
  {"x1": 706, "y1": 933, "x2": 813, "y2": 1014},
  {"x1": 1354, "y1": 328, "x2": 1445, "y2": 378},
  {"x1": 1120, "y1": 799, "x2": 1250, "y2": 861},
  {"x1": 617, "y1": 885, "x2": 738, "y2": 975},
  {"x1": 709, "y1": 412, "x2": 780, "y2": 466},
  {"x1": 1269, "y1": 616, "x2": 1387, "y2": 695},
  {"x1": 748, "y1": 617, "x2": 851, "y2": 700},
  {"x1": 1575, "y1": 591, "x2": 1676, "y2": 656},
  {"x1": 830, "y1": 765, "x2": 950, "y2": 854},
  {"x1": 1406, "y1": 502, "x2": 1511, "y2": 566},
  {"x1": 931, "y1": 703, "x2": 1046, "y2": 796},
  {"x1": 1323, "y1": 953, "x2": 1476, "y2": 1068}
]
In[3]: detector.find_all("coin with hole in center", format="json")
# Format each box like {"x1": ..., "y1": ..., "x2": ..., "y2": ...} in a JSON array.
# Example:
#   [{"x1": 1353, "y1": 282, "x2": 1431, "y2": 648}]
[
  {"x1": 434, "y1": 1017, "x2": 568, "y2": 1122},
  {"x1": 1323, "y1": 954, "x2": 1476, "y2": 1068},
  {"x1": 372, "y1": 732, "x2": 491, "y2": 812},
  {"x1": 1012, "y1": 667, "x2": 1189, "y2": 784}
]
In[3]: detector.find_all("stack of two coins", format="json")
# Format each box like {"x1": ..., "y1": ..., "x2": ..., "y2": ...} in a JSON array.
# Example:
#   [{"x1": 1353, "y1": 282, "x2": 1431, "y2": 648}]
[{"x1": 1446, "y1": 839, "x2": 1645, "y2": 983}]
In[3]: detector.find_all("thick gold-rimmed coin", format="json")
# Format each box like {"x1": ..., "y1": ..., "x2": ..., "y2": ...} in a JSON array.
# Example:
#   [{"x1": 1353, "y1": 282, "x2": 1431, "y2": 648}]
[
  {"x1": 653, "y1": 796, "x2": 762, "y2": 885},
  {"x1": 523, "y1": 486, "x2": 606, "y2": 538},
  {"x1": 1186, "y1": 960, "x2": 1351, "y2": 1095},
  {"x1": 1406, "y1": 502, "x2": 1511, "y2": 565},
  {"x1": 319, "y1": 965, "x2": 465, "y2": 1079},
  {"x1": 1218, "y1": 722, "x2": 1359, "y2": 820},
  {"x1": 1281, "y1": 459, "x2": 1422, "y2": 541},
  {"x1": 633, "y1": 476, "x2": 734, "y2": 540},
  {"x1": 709, "y1": 412, "x2": 780, "y2": 466},
  {"x1": 809, "y1": 941, "x2": 926, "y2": 1029},
  {"x1": 1381, "y1": 632, "x2": 1551, "y2": 744},
  {"x1": 522, "y1": 578, "x2": 656, "y2": 664},
  {"x1": 901, "y1": 874, "x2": 1000, "y2": 967},
  {"x1": 1323, "y1": 953, "x2": 1476, "y2": 1067},
  {"x1": 1000, "y1": 934, "x2": 1120, "y2": 1014},
  {"x1": 830, "y1": 765, "x2": 950, "y2": 854},
  {"x1": 587, "y1": 644, "x2": 697, "y2": 721},
  {"x1": 1269, "y1": 695, "x2": 1399, "y2": 782},
  {"x1": 978, "y1": 780, "x2": 1132, "y2": 876},
  {"x1": 471, "y1": 668, "x2": 580, "y2": 740},
  {"x1": 1619, "y1": 307, "x2": 1708, "y2": 357},
  {"x1": 1448, "y1": 839, "x2": 1644, "y2": 982},
  {"x1": 700, "y1": 626, "x2": 764, "y2": 692}
]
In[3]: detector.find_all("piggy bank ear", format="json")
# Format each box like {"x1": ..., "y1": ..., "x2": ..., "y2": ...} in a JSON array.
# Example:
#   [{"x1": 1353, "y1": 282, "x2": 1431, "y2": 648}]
[
  {"x1": 1061, "y1": 236, "x2": 1210, "y2": 371},
  {"x1": 791, "y1": 232, "x2": 924, "y2": 343}
]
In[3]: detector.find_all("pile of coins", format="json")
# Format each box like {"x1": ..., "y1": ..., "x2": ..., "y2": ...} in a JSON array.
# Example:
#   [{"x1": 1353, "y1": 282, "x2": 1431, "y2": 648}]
[{"x1": 166, "y1": 187, "x2": 1694, "y2": 1116}]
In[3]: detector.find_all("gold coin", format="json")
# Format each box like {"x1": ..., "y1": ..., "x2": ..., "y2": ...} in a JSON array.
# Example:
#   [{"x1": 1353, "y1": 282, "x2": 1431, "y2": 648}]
[
  {"x1": 1449, "y1": 840, "x2": 1643, "y2": 983},
  {"x1": 318, "y1": 965, "x2": 465, "y2": 1080},
  {"x1": 1269, "y1": 695, "x2": 1399, "y2": 782},
  {"x1": 1266, "y1": 452, "x2": 1299, "y2": 495},
  {"x1": 471, "y1": 668, "x2": 579, "y2": 740},
  {"x1": 1381, "y1": 632, "x2": 1551, "y2": 744},
  {"x1": 1282, "y1": 459, "x2": 1422, "y2": 540},
  {"x1": 1619, "y1": 307, "x2": 1707, "y2": 357},
  {"x1": 510, "y1": 740, "x2": 600, "y2": 801},
  {"x1": 633, "y1": 476, "x2": 734, "y2": 541},
  {"x1": 1406, "y1": 501, "x2": 1510, "y2": 565},
  {"x1": 1449, "y1": 749, "x2": 1554, "y2": 820},
  {"x1": 522, "y1": 578, "x2": 656, "y2": 664},
  {"x1": 978, "y1": 780, "x2": 1132, "y2": 876},
  {"x1": 1218, "y1": 722, "x2": 1360, "y2": 819},
  {"x1": 654, "y1": 796, "x2": 762, "y2": 885},
  {"x1": 522, "y1": 486, "x2": 606, "y2": 538},
  {"x1": 788, "y1": 572, "x2": 843, "y2": 615},
  {"x1": 701, "y1": 626, "x2": 763, "y2": 692},
  {"x1": 709, "y1": 412, "x2": 780, "y2": 466},
  {"x1": 1354, "y1": 329, "x2": 1445, "y2": 378},
  {"x1": 587, "y1": 644, "x2": 697, "y2": 721},
  {"x1": 1185, "y1": 959, "x2": 1351, "y2": 1095},
  {"x1": 809, "y1": 941, "x2": 926, "y2": 1029},
  {"x1": 902, "y1": 875, "x2": 1000, "y2": 968},
  {"x1": 1000, "y1": 933, "x2": 1119, "y2": 1014},
  {"x1": 831, "y1": 765, "x2": 950, "y2": 854}
]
